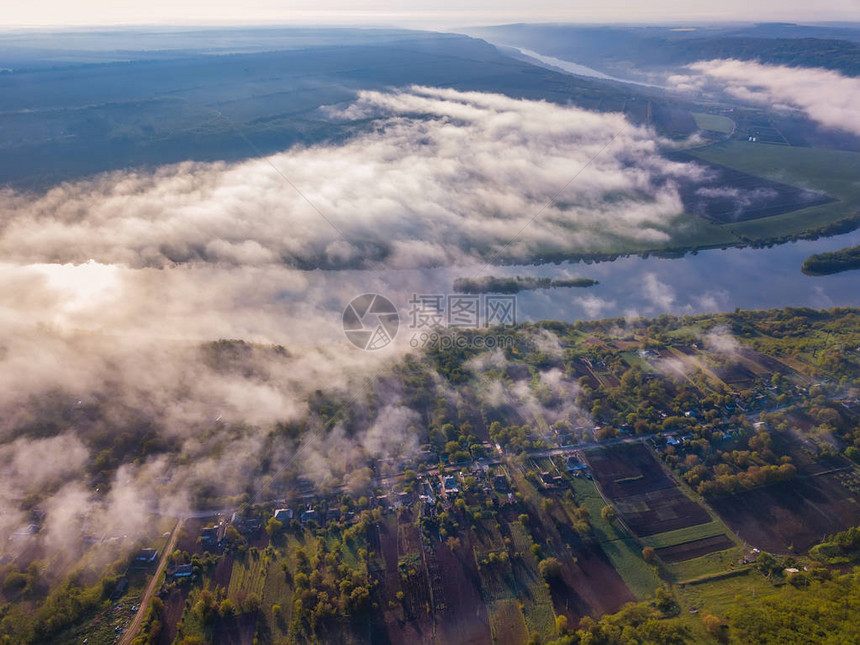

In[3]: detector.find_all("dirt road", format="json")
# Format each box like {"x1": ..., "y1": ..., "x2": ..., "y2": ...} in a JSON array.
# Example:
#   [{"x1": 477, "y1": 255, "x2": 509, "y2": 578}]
[{"x1": 119, "y1": 518, "x2": 184, "y2": 645}]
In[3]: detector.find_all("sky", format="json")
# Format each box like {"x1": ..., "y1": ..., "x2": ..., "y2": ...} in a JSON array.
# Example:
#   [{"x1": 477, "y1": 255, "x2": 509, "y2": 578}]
[{"x1": 1, "y1": 0, "x2": 858, "y2": 28}]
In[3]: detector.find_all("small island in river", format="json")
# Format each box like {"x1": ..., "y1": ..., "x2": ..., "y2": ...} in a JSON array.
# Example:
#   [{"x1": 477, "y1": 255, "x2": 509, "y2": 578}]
[
  {"x1": 453, "y1": 275, "x2": 598, "y2": 294},
  {"x1": 801, "y1": 245, "x2": 860, "y2": 275}
]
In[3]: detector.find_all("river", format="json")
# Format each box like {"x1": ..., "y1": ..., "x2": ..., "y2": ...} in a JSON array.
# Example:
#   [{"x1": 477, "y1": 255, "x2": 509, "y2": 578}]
[
  {"x1": 310, "y1": 230, "x2": 860, "y2": 331},
  {"x1": 506, "y1": 47, "x2": 663, "y2": 88}
]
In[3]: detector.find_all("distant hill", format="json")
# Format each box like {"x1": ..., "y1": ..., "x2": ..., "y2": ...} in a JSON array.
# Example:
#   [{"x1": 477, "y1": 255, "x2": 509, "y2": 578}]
[
  {"x1": 0, "y1": 28, "x2": 668, "y2": 188},
  {"x1": 471, "y1": 24, "x2": 860, "y2": 77},
  {"x1": 648, "y1": 37, "x2": 860, "y2": 75}
]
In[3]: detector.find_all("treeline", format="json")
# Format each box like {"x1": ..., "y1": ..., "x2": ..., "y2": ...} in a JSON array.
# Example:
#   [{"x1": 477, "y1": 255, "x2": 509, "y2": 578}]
[
  {"x1": 546, "y1": 599, "x2": 688, "y2": 645},
  {"x1": 671, "y1": 37, "x2": 860, "y2": 76},
  {"x1": 801, "y1": 244, "x2": 860, "y2": 276},
  {"x1": 696, "y1": 463, "x2": 797, "y2": 498},
  {"x1": 742, "y1": 211, "x2": 860, "y2": 248}
]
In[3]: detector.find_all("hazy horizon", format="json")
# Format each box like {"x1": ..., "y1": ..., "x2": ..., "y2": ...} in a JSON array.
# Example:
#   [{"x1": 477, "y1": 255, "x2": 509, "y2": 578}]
[{"x1": 1, "y1": 0, "x2": 857, "y2": 29}]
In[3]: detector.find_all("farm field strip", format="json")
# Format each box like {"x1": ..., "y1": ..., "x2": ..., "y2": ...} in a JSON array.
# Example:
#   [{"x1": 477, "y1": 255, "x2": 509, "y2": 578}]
[
  {"x1": 487, "y1": 598, "x2": 528, "y2": 645},
  {"x1": 474, "y1": 539, "x2": 530, "y2": 645},
  {"x1": 508, "y1": 522, "x2": 557, "y2": 641},
  {"x1": 568, "y1": 477, "x2": 661, "y2": 599},
  {"x1": 640, "y1": 520, "x2": 728, "y2": 549},
  {"x1": 707, "y1": 472, "x2": 860, "y2": 553},
  {"x1": 690, "y1": 112, "x2": 734, "y2": 134},
  {"x1": 227, "y1": 553, "x2": 268, "y2": 601},
  {"x1": 585, "y1": 443, "x2": 713, "y2": 537},
  {"x1": 668, "y1": 546, "x2": 746, "y2": 583},
  {"x1": 261, "y1": 558, "x2": 292, "y2": 640},
  {"x1": 655, "y1": 534, "x2": 737, "y2": 563}
]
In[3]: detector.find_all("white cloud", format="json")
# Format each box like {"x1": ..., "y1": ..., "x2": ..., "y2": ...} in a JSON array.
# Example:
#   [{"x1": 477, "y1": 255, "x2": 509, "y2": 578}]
[
  {"x1": 642, "y1": 272, "x2": 676, "y2": 312},
  {"x1": 0, "y1": 86, "x2": 701, "y2": 271},
  {"x1": 672, "y1": 60, "x2": 860, "y2": 136},
  {"x1": 704, "y1": 324, "x2": 741, "y2": 356}
]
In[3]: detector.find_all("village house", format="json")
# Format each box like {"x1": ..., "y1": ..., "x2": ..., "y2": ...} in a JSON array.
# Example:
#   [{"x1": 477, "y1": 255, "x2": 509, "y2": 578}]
[
  {"x1": 273, "y1": 508, "x2": 293, "y2": 523},
  {"x1": 172, "y1": 564, "x2": 193, "y2": 579},
  {"x1": 134, "y1": 548, "x2": 158, "y2": 564}
]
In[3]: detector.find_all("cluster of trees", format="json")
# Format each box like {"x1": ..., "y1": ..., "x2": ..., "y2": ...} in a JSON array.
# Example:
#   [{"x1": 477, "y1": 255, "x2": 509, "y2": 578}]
[
  {"x1": 576, "y1": 360, "x2": 723, "y2": 431},
  {"x1": 490, "y1": 421, "x2": 550, "y2": 454},
  {"x1": 0, "y1": 555, "x2": 129, "y2": 643},
  {"x1": 478, "y1": 549, "x2": 510, "y2": 568},
  {"x1": 430, "y1": 421, "x2": 486, "y2": 463},
  {"x1": 809, "y1": 526, "x2": 860, "y2": 563},
  {"x1": 662, "y1": 419, "x2": 803, "y2": 498},
  {"x1": 538, "y1": 557, "x2": 563, "y2": 581},
  {"x1": 6, "y1": 578, "x2": 106, "y2": 643},
  {"x1": 801, "y1": 244, "x2": 860, "y2": 276},
  {"x1": 173, "y1": 586, "x2": 261, "y2": 643},
  {"x1": 288, "y1": 538, "x2": 373, "y2": 639},
  {"x1": 545, "y1": 601, "x2": 688, "y2": 645},
  {"x1": 696, "y1": 462, "x2": 797, "y2": 497}
]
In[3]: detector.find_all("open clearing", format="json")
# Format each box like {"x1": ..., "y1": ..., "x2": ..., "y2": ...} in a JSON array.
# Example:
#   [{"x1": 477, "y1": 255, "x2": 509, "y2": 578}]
[
  {"x1": 691, "y1": 112, "x2": 734, "y2": 134},
  {"x1": 677, "y1": 567, "x2": 776, "y2": 615}
]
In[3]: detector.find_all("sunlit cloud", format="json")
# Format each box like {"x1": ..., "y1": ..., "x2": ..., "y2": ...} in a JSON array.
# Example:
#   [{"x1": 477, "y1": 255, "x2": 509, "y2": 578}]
[{"x1": 670, "y1": 59, "x2": 860, "y2": 136}]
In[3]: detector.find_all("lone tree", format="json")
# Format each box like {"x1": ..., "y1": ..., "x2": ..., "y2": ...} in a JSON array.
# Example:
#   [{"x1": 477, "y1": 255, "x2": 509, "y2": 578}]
[
  {"x1": 642, "y1": 546, "x2": 657, "y2": 562},
  {"x1": 601, "y1": 505, "x2": 617, "y2": 523},
  {"x1": 538, "y1": 557, "x2": 563, "y2": 581},
  {"x1": 265, "y1": 517, "x2": 283, "y2": 538},
  {"x1": 701, "y1": 612, "x2": 727, "y2": 639}
]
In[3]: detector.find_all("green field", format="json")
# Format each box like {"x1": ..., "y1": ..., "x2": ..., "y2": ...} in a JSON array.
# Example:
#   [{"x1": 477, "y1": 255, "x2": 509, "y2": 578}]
[
  {"x1": 691, "y1": 113, "x2": 734, "y2": 134},
  {"x1": 667, "y1": 547, "x2": 746, "y2": 582},
  {"x1": 619, "y1": 350, "x2": 655, "y2": 372},
  {"x1": 676, "y1": 568, "x2": 777, "y2": 615},
  {"x1": 571, "y1": 139, "x2": 860, "y2": 257},
  {"x1": 261, "y1": 557, "x2": 292, "y2": 641},
  {"x1": 488, "y1": 598, "x2": 529, "y2": 644},
  {"x1": 690, "y1": 141, "x2": 860, "y2": 239},
  {"x1": 673, "y1": 567, "x2": 779, "y2": 643},
  {"x1": 228, "y1": 552, "x2": 268, "y2": 600}
]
